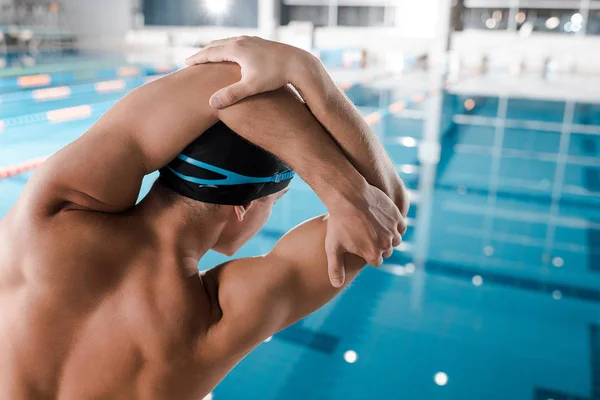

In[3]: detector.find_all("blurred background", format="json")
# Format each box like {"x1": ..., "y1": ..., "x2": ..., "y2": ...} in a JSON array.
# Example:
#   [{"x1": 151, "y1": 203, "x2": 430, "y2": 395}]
[{"x1": 0, "y1": 0, "x2": 599, "y2": 399}]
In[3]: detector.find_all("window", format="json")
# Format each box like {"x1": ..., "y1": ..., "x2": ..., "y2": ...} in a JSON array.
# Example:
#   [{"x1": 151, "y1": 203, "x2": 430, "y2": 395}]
[
  {"x1": 460, "y1": 5, "x2": 591, "y2": 34},
  {"x1": 281, "y1": 5, "x2": 329, "y2": 27},
  {"x1": 461, "y1": 8, "x2": 510, "y2": 30},
  {"x1": 586, "y1": 9, "x2": 600, "y2": 35},
  {"x1": 338, "y1": 6, "x2": 393, "y2": 27},
  {"x1": 517, "y1": 8, "x2": 582, "y2": 34}
]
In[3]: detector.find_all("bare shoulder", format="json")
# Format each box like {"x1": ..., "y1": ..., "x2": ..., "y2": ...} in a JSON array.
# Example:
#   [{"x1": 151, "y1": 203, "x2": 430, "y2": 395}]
[
  {"x1": 197, "y1": 216, "x2": 330, "y2": 357},
  {"x1": 204, "y1": 215, "x2": 329, "y2": 300},
  {"x1": 3, "y1": 205, "x2": 153, "y2": 290}
]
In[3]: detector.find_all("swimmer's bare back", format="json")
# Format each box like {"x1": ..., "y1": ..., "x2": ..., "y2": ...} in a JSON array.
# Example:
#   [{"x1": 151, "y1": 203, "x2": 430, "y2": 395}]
[
  {"x1": 0, "y1": 207, "x2": 361, "y2": 399},
  {"x1": 0, "y1": 64, "x2": 373, "y2": 399}
]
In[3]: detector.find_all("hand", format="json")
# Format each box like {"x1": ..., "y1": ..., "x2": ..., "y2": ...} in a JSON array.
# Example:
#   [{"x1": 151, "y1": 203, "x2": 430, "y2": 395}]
[
  {"x1": 325, "y1": 184, "x2": 406, "y2": 287},
  {"x1": 186, "y1": 36, "x2": 311, "y2": 109}
]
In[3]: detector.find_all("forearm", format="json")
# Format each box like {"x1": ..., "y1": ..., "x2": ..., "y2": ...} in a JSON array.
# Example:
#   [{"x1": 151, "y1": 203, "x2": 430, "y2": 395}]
[
  {"x1": 291, "y1": 53, "x2": 408, "y2": 214},
  {"x1": 216, "y1": 86, "x2": 369, "y2": 208}
]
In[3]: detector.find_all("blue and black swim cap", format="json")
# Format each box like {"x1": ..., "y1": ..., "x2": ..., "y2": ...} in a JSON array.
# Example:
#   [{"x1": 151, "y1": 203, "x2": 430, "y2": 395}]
[{"x1": 159, "y1": 121, "x2": 294, "y2": 206}]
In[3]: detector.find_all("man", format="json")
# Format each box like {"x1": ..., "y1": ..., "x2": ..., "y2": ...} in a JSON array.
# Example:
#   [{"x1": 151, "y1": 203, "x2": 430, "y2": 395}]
[{"x1": 0, "y1": 37, "x2": 408, "y2": 399}]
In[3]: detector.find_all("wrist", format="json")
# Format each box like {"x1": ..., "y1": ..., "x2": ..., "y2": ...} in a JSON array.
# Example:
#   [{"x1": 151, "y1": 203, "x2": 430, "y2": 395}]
[
  {"x1": 321, "y1": 171, "x2": 369, "y2": 212},
  {"x1": 288, "y1": 48, "x2": 324, "y2": 88}
]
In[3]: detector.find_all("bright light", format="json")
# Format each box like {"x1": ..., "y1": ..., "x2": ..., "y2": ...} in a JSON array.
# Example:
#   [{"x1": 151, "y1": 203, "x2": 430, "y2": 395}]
[
  {"x1": 264, "y1": 336, "x2": 273, "y2": 343},
  {"x1": 552, "y1": 257, "x2": 564, "y2": 268},
  {"x1": 571, "y1": 13, "x2": 583, "y2": 24},
  {"x1": 398, "y1": 137, "x2": 418, "y2": 147},
  {"x1": 545, "y1": 17, "x2": 560, "y2": 30},
  {"x1": 564, "y1": 22, "x2": 572, "y2": 32},
  {"x1": 571, "y1": 22, "x2": 582, "y2": 32},
  {"x1": 483, "y1": 246, "x2": 494, "y2": 256},
  {"x1": 552, "y1": 290, "x2": 562, "y2": 300},
  {"x1": 405, "y1": 263, "x2": 416, "y2": 273},
  {"x1": 519, "y1": 21, "x2": 534, "y2": 36},
  {"x1": 387, "y1": 265, "x2": 406, "y2": 276},
  {"x1": 205, "y1": 0, "x2": 229, "y2": 15},
  {"x1": 400, "y1": 164, "x2": 418, "y2": 174},
  {"x1": 472, "y1": 275, "x2": 483, "y2": 287},
  {"x1": 492, "y1": 10, "x2": 503, "y2": 21},
  {"x1": 464, "y1": 99, "x2": 475, "y2": 111},
  {"x1": 515, "y1": 12, "x2": 526, "y2": 24},
  {"x1": 203, "y1": 393, "x2": 213, "y2": 400},
  {"x1": 344, "y1": 350, "x2": 358, "y2": 364},
  {"x1": 434, "y1": 372, "x2": 448, "y2": 386},
  {"x1": 485, "y1": 18, "x2": 498, "y2": 29}
]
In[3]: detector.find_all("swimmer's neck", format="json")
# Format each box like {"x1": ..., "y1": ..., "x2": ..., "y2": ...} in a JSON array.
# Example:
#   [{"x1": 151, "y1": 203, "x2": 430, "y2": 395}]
[{"x1": 135, "y1": 190, "x2": 228, "y2": 271}]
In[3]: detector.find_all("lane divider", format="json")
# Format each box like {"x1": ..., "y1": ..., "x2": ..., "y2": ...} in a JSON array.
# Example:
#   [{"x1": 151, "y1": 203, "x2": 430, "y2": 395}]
[
  {"x1": 17, "y1": 74, "x2": 52, "y2": 88},
  {"x1": 117, "y1": 66, "x2": 141, "y2": 78},
  {"x1": 0, "y1": 60, "x2": 136, "y2": 79},
  {"x1": 46, "y1": 105, "x2": 92, "y2": 123},
  {"x1": 32, "y1": 86, "x2": 72, "y2": 101},
  {"x1": 0, "y1": 156, "x2": 49, "y2": 179},
  {"x1": 94, "y1": 79, "x2": 127, "y2": 93},
  {"x1": 0, "y1": 76, "x2": 152, "y2": 105},
  {"x1": 0, "y1": 65, "x2": 177, "y2": 91},
  {"x1": 0, "y1": 100, "x2": 116, "y2": 132}
]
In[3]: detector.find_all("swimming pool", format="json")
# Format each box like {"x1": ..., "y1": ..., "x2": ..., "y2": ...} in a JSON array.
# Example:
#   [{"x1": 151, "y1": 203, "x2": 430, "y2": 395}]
[{"x1": 1, "y1": 50, "x2": 599, "y2": 400}]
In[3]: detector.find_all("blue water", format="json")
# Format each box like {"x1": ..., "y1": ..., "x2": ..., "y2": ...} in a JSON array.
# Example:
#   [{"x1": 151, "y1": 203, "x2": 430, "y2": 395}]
[{"x1": 1, "y1": 51, "x2": 599, "y2": 400}]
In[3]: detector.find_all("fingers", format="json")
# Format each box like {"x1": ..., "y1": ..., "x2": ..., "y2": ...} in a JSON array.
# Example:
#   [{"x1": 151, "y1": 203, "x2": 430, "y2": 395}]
[
  {"x1": 391, "y1": 203, "x2": 407, "y2": 236},
  {"x1": 383, "y1": 247, "x2": 394, "y2": 259},
  {"x1": 398, "y1": 216, "x2": 408, "y2": 236},
  {"x1": 377, "y1": 235, "x2": 396, "y2": 263},
  {"x1": 326, "y1": 246, "x2": 346, "y2": 288},
  {"x1": 392, "y1": 230, "x2": 402, "y2": 248},
  {"x1": 369, "y1": 253, "x2": 384, "y2": 267},
  {"x1": 209, "y1": 81, "x2": 253, "y2": 109},
  {"x1": 186, "y1": 45, "x2": 233, "y2": 65},
  {"x1": 186, "y1": 36, "x2": 257, "y2": 65},
  {"x1": 201, "y1": 37, "x2": 237, "y2": 49}
]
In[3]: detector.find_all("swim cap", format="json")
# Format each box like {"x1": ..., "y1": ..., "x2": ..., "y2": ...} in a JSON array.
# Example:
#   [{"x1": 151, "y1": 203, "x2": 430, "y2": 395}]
[{"x1": 158, "y1": 121, "x2": 294, "y2": 206}]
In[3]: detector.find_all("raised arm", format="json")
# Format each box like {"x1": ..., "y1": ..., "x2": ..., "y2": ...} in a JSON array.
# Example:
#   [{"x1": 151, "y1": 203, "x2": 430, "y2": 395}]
[
  {"x1": 19, "y1": 63, "x2": 400, "y2": 277},
  {"x1": 24, "y1": 64, "x2": 374, "y2": 215},
  {"x1": 215, "y1": 79, "x2": 403, "y2": 283},
  {"x1": 20, "y1": 64, "x2": 229, "y2": 215},
  {"x1": 186, "y1": 36, "x2": 409, "y2": 216}
]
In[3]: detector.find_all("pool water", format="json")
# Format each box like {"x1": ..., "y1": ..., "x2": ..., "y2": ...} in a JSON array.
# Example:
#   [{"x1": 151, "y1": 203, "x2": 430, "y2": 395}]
[{"x1": 0, "y1": 50, "x2": 599, "y2": 400}]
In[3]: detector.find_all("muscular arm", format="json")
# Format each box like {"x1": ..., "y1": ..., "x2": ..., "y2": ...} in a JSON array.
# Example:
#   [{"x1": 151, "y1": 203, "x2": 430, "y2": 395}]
[
  {"x1": 187, "y1": 37, "x2": 408, "y2": 216},
  {"x1": 203, "y1": 215, "x2": 365, "y2": 362},
  {"x1": 292, "y1": 54, "x2": 409, "y2": 216},
  {"x1": 20, "y1": 64, "x2": 366, "y2": 217}
]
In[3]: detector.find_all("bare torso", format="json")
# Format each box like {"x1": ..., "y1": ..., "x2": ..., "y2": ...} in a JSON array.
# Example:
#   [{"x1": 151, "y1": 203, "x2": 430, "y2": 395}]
[{"x1": 0, "y1": 206, "x2": 224, "y2": 400}]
